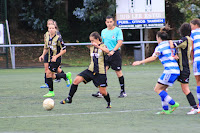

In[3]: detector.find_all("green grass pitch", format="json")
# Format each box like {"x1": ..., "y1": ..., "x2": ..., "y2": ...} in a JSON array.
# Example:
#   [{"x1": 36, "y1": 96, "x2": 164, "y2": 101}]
[{"x1": 0, "y1": 63, "x2": 200, "y2": 133}]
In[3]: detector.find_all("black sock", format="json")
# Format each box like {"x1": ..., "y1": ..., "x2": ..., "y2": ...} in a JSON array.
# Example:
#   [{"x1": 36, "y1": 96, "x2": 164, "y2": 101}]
[
  {"x1": 44, "y1": 73, "x2": 47, "y2": 84},
  {"x1": 68, "y1": 84, "x2": 78, "y2": 98},
  {"x1": 118, "y1": 76, "x2": 125, "y2": 92},
  {"x1": 55, "y1": 73, "x2": 66, "y2": 80},
  {"x1": 186, "y1": 92, "x2": 198, "y2": 109},
  {"x1": 104, "y1": 93, "x2": 111, "y2": 106},
  {"x1": 61, "y1": 70, "x2": 65, "y2": 73},
  {"x1": 46, "y1": 78, "x2": 53, "y2": 91}
]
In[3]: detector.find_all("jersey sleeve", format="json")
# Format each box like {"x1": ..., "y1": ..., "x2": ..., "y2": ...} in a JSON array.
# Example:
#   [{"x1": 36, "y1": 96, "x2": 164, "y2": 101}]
[
  {"x1": 173, "y1": 37, "x2": 187, "y2": 49},
  {"x1": 58, "y1": 36, "x2": 66, "y2": 50},
  {"x1": 102, "y1": 44, "x2": 108, "y2": 55},
  {"x1": 190, "y1": 30, "x2": 194, "y2": 41},
  {"x1": 44, "y1": 40, "x2": 48, "y2": 49},
  {"x1": 117, "y1": 29, "x2": 123, "y2": 41},
  {"x1": 101, "y1": 30, "x2": 104, "y2": 43},
  {"x1": 152, "y1": 46, "x2": 161, "y2": 57}
]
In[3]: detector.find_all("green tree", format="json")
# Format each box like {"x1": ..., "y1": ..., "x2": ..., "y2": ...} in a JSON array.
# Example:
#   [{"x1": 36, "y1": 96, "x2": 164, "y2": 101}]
[
  {"x1": 19, "y1": 0, "x2": 63, "y2": 30},
  {"x1": 73, "y1": 0, "x2": 116, "y2": 22}
]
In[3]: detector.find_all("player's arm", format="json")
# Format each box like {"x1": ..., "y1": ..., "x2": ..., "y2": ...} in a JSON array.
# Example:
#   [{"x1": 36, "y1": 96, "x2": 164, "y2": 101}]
[
  {"x1": 51, "y1": 37, "x2": 66, "y2": 62},
  {"x1": 170, "y1": 37, "x2": 187, "y2": 49},
  {"x1": 92, "y1": 43, "x2": 109, "y2": 53},
  {"x1": 39, "y1": 48, "x2": 48, "y2": 62},
  {"x1": 132, "y1": 50, "x2": 159, "y2": 66},
  {"x1": 108, "y1": 40, "x2": 123, "y2": 56},
  {"x1": 132, "y1": 55, "x2": 157, "y2": 66}
]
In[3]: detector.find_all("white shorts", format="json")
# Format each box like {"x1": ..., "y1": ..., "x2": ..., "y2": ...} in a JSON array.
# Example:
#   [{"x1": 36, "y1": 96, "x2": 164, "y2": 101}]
[
  {"x1": 193, "y1": 61, "x2": 200, "y2": 75},
  {"x1": 158, "y1": 73, "x2": 179, "y2": 86}
]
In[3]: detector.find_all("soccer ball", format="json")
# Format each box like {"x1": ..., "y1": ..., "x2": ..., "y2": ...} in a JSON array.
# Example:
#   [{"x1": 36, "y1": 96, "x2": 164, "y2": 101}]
[{"x1": 43, "y1": 98, "x2": 54, "y2": 111}]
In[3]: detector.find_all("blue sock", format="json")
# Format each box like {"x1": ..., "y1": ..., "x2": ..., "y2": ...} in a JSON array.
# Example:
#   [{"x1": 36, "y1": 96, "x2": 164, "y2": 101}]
[
  {"x1": 196, "y1": 86, "x2": 200, "y2": 103},
  {"x1": 161, "y1": 97, "x2": 168, "y2": 110},
  {"x1": 159, "y1": 90, "x2": 175, "y2": 105}
]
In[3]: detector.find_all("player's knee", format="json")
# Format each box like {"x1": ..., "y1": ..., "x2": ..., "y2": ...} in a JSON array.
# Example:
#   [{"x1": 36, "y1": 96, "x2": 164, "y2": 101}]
[
  {"x1": 73, "y1": 76, "x2": 82, "y2": 85},
  {"x1": 99, "y1": 87, "x2": 107, "y2": 96}
]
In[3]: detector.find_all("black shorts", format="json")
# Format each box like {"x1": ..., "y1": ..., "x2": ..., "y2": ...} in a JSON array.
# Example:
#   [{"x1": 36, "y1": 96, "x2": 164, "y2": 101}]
[
  {"x1": 78, "y1": 69, "x2": 107, "y2": 87},
  {"x1": 44, "y1": 53, "x2": 48, "y2": 63},
  {"x1": 48, "y1": 62, "x2": 60, "y2": 72},
  {"x1": 105, "y1": 50, "x2": 122, "y2": 71},
  {"x1": 177, "y1": 71, "x2": 190, "y2": 84}
]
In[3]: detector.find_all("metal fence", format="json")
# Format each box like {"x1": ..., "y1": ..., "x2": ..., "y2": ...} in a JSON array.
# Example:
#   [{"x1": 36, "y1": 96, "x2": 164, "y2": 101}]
[{"x1": 0, "y1": 41, "x2": 161, "y2": 69}]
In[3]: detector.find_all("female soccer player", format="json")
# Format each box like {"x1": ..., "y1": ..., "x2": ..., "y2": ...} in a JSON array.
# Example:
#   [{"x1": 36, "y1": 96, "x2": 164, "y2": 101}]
[
  {"x1": 190, "y1": 18, "x2": 200, "y2": 111},
  {"x1": 132, "y1": 27, "x2": 180, "y2": 114},
  {"x1": 60, "y1": 32, "x2": 111, "y2": 108},
  {"x1": 40, "y1": 20, "x2": 68, "y2": 88},
  {"x1": 40, "y1": 19, "x2": 54, "y2": 88},
  {"x1": 169, "y1": 23, "x2": 199, "y2": 114},
  {"x1": 39, "y1": 23, "x2": 71, "y2": 97}
]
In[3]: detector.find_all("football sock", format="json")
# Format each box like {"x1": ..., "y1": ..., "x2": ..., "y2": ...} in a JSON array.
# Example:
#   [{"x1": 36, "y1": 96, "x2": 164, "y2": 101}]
[
  {"x1": 44, "y1": 73, "x2": 47, "y2": 84},
  {"x1": 186, "y1": 92, "x2": 198, "y2": 109},
  {"x1": 55, "y1": 73, "x2": 66, "y2": 80},
  {"x1": 118, "y1": 76, "x2": 125, "y2": 92},
  {"x1": 104, "y1": 93, "x2": 111, "y2": 105},
  {"x1": 161, "y1": 97, "x2": 168, "y2": 110},
  {"x1": 68, "y1": 84, "x2": 78, "y2": 98},
  {"x1": 46, "y1": 78, "x2": 53, "y2": 91},
  {"x1": 196, "y1": 86, "x2": 200, "y2": 104},
  {"x1": 159, "y1": 90, "x2": 175, "y2": 105},
  {"x1": 61, "y1": 70, "x2": 65, "y2": 73}
]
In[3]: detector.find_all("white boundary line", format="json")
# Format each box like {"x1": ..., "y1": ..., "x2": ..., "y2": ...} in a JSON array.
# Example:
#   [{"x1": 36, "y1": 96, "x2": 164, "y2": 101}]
[{"x1": 0, "y1": 106, "x2": 191, "y2": 119}]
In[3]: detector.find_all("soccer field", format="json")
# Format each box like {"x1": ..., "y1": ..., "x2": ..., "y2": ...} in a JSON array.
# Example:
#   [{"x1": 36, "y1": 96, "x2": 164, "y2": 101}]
[{"x1": 0, "y1": 63, "x2": 200, "y2": 133}]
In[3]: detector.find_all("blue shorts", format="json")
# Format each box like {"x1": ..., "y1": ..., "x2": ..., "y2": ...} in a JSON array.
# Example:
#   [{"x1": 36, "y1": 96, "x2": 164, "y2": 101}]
[
  {"x1": 158, "y1": 73, "x2": 179, "y2": 86},
  {"x1": 193, "y1": 61, "x2": 200, "y2": 75}
]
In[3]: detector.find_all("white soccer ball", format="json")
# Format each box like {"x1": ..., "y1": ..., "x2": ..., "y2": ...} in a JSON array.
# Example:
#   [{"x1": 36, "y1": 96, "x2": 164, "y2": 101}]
[{"x1": 43, "y1": 98, "x2": 54, "y2": 111}]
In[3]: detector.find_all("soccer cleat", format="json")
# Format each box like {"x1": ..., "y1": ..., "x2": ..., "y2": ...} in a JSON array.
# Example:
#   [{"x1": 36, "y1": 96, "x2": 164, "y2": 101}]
[
  {"x1": 43, "y1": 91, "x2": 55, "y2": 97},
  {"x1": 169, "y1": 102, "x2": 179, "y2": 113},
  {"x1": 54, "y1": 79, "x2": 61, "y2": 83},
  {"x1": 118, "y1": 92, "x2": 127, "y2": 98},
  {"x1": 40, "y1": 83, "x2": 49, "y2": 88},
  {"x1": 60, "y1": 97, "x2": 72, "y2": 104},
  {"x1": 66, "y1": 72, "x2": 72, "y2": 87},
  {"x1": 92, "y1": 91, "x2": 103, "y2": 98},
  {"x1": 107, "y1": 105, "x2": 112, "y2": 108},
  {"x1": 156, "y1": 110, "x2": 171, "y2": 115},
  {"x1": 187, "y1": 108, "x2": 198, "y2": 115}
]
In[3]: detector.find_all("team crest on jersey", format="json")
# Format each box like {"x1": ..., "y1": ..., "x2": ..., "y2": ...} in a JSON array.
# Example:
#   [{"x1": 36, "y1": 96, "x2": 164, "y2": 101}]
[
  {"x1": 52, "y1": 42, "x2": 56, "y2": 45},
  {"x1": 112, "y1": 35, "x2": 115, "y2": 39},
  {"x1": 99, "y1": 49, "x2": 102, "y2": 53}
]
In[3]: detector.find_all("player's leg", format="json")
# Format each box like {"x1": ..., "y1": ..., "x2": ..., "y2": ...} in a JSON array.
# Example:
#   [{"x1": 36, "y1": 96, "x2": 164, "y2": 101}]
[
  {"x1": 99, "y1": 87, "x2": 111, "y2": 108},
  {"x1": 181, "y1": 83, "x2": 199, "y2": 114},
  {"x1": 155, "y1": 73, "x2": 180, "y2": 114},
  {"x1": 92, "y1": 56, "x2": 110, "y2": 98},
  {"x1": 53, "y1": 66, "x2": 72, "y2": 87},
  {"x1": 40, "y1": 63, "x2": 49, "y2": 88},
  {"x1": 40, "y1": 53, "x2": 49, "y2": 88},
  {"x1": 110, "y1": 51, "x2": 126, "y2": 97},
  {"x1": 60, "y1": 69, "x2": 92, "y2": 104},
  {"x1": 115, "y1": 70, "x2": 127, "y2": 98},
  {"x1": 195, "y1": 75, "x2": 200, "y2": 104},
  {"x1": 43, "y1": 69, "x2": 55, "y2": 97},
  {"x1": 60, "y1": 76, "x2": 84, "y2": 104},
  {"x1": 178, "y1": 73, "x2": 198, "y2": 114}
]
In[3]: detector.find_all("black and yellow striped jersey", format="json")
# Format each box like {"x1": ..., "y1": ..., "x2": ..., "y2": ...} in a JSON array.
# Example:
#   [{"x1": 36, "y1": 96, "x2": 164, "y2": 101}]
[
  {"x1": 44, "y1": 34, "x2": 66, "y2": 63},
  {"x1": 88, "y1": 43, "x2": 107, "y2": 74},
  {"x1": 173, "y1": 36, "x2": 192, "y2": 74}
]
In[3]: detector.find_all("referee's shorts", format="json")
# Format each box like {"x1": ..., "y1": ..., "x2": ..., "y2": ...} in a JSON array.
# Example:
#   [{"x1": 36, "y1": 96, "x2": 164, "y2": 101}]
[{"x1": 105, "y1": 50, "x2": 122, "y2": 71}]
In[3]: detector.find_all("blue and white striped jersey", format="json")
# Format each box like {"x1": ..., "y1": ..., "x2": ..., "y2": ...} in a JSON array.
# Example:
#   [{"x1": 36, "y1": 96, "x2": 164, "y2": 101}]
[
  {"x1": 191, "y1": 28, "x2": 200, "y2": 62},
  {"x1": 153, "y1": 41, "x2": 180, "y2": 74}
]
